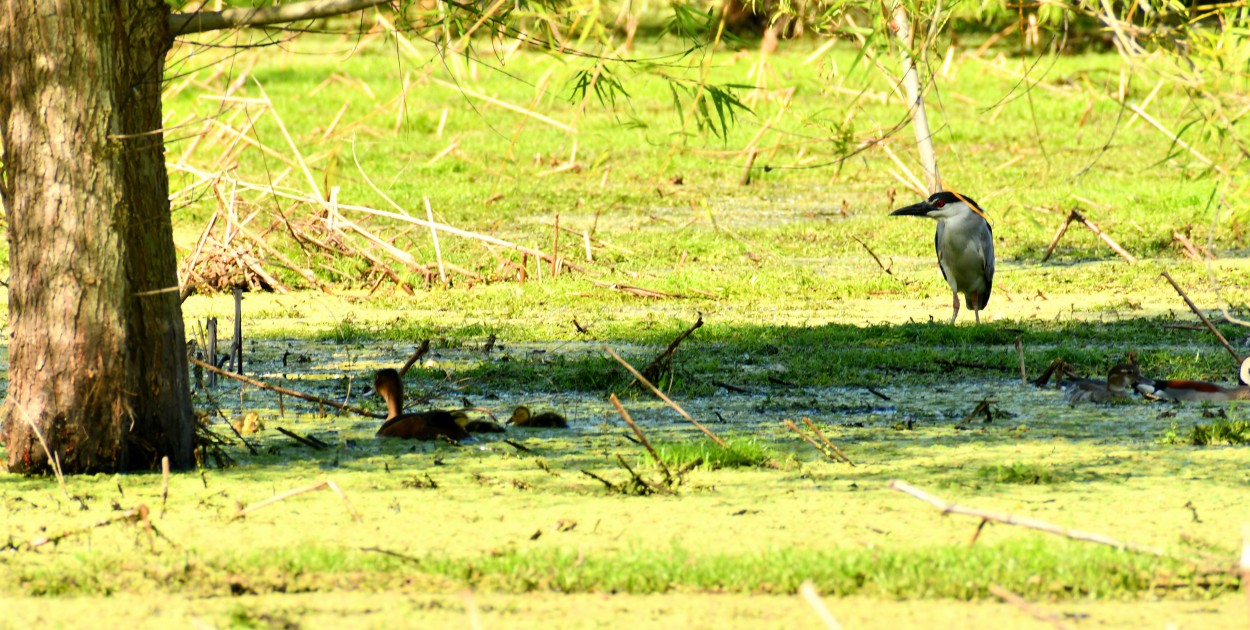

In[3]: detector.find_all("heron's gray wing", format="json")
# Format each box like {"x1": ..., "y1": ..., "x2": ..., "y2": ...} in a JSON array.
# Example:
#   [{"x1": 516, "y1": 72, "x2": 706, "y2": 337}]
[{"x1": 979, "y1": 220, "x2": 994, "y2": 309}]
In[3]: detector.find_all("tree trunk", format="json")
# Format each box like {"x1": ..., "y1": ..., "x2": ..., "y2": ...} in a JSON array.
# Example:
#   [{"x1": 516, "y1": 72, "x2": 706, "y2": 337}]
[{"x1": 0, "y1": 1, "x2": 193, "y2": 473}]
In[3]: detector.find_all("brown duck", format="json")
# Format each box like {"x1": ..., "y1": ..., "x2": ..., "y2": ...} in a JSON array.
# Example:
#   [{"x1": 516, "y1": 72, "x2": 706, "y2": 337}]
[
  {"x1": 508, "y1": 405, "x2": 569, "y2": 428},
  {"x1": 373, "y1": 368, "x2": 471, "y2": 441}
]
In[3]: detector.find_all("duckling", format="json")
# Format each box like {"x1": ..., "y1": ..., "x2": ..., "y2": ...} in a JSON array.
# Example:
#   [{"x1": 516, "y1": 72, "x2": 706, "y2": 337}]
[
  {"x1": 508, "y1": 405, "x2": 569, "y2": 428},
  {"x1": 458, "y1": 414, "x2": 507, "y2": 433},
  {"x1": 1135, "y1": 357, "x2": 1250, "y2": 402},
  {"x1": 373, "y1": 368, "x2": 472, "y2": 441},
  {"x1": 1064, "y1": 363, "x2": 1144, "y2": 403},
  {"x1": 231, "y1": 412, "x2": 264, "y2": 435}
]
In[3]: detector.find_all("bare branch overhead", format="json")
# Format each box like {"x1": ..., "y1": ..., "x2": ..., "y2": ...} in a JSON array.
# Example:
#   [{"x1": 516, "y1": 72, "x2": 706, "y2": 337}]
[{"x1": 170, "y1": 0, "x2": 390, "y2": 36}]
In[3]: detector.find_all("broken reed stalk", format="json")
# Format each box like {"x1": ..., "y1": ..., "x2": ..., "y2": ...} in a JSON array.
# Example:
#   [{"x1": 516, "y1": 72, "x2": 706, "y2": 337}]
[
  {"x1": 13, "y1": 405, "x2": 70, "y2": 500},
  {"x1": 1161, "y1": 271, "x2": 1242, "y2": 363},
  {"x1": 784, "y1": 420, "x2": 841, "y2": 464},
  {"x1": 551, "y1": 213, "x2": 560, "y2": 276},
  {"x1": 1040, "y1": 211, "x2": 1075, "y2": 263},
  {"x1": 609, "y1": 393, "x2": 673, "y2": 485},
  {"x1": 276, "y1": 426, "x2": 329, "y2": 450},
  {"x1": 232, "y1": 286, "x2": 244, "y2": 374},
  {"x1": 640, "y1": 314, "x2": 704, "y2": 384},
  {"x1": 188, "y1": 356, "x2": 385, "y2": 418},
  {"x1": 850, "y1": 236, "x2": 892, "y2": 275},
  {"x1": 27, "y1": 504, "x2": 152, "y2": 550},
  {"x1": 228, "y1": 479, "x2": 361, "y2": 523},
  {"x1": 603, "y1": 345, "x2": 726, "y2": 447},
  {"x1": 424, "y1": 196, "x2": 447, "y2": 285},
  {"x1": 988, "y1": 584, "x2": 1074, "y2": 630},
  {"x1": 160, "y1": 456, "x2": 171, "y2": 517},
  {"x1": 1074, "y1": 210, "x2": 1137, "y2": 263},
  {"x1": 887, "y1": 480, "x2": 1165, "y2": 556},
  {"x1": 798, "y1": 580, "x2": 844, "y2": 630},
  {"x1": 399, "y1": 340, "x2": 432, "y2": 376},
  {"x1": 740, "y1": 149, "x2": 758, "y2": 185},
  {"x1": 1015, "y1": 337, "x2": 1026, "y2": 385},
  {"x1": 891, "y1": 5, "x2": 941, "y2": 193},
  {"x1": 801, "y1": 417, "x2": 855, "y2": 466}
]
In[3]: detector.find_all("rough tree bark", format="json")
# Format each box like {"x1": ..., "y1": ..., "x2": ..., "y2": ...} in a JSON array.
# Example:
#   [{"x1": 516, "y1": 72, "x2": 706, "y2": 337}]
[
  {"x1": 0, "y1": 0, "x2": 392, "y2": 474},
  {"x1": 0, "y1": 0, "x2": 192, "y2": 473}
]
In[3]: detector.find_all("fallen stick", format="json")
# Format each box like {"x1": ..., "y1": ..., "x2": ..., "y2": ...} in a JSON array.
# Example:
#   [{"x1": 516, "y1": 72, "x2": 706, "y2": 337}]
[
  {"x1": 640, "y1": 314, "x2": 703, "y2": 384},
  {"x1": 801, "y1": 418, "x2": 855, "y2": 466},
  {"x1": 785, "y1": 420, "x2": 841, "y2": 464},
  {"x1": 609, "y1": 394, "x2": 673, "y2": 486},
  {"x1": 798, "y1": 580, "x2": 844, "y2": 630},
  {"x1": 188, "y1": 356, "x2": 385, "y2": 418},
  {"x1": 27, "y1": 504, "x2": 151, "y2": 550},
  {"x1": 988, "y1": 584, "x2": 1074, "y2": 630},
  {"x1": 1016, "y1": 337, "x2": 1026, "y2": 386},
  {"x1": 1040, "y1": 211, "x2": 1075, "y2": 263},
  {"x1": 276, "y1": 427, "x2": 329, "y2": 450},
  {"x1": 160, "y1": 457, "x2": 171, "y2": 517},
  {"x1": 1074, "y1": 210, "x2": 1136, "y2": 264},
  {"x1": 604, "y1": 345, "x2": 726, "y2": 447},
  {"x1": 887, "y1": 480, "x2": 1164, "y2": 555},
  {"x1": 1161, "y1": 271, "x2": 1242, "y2": 363},
  {"x1": 399, "y1": 340, "x2": 432, "y2": 376},
  {"x1": 850, "y1": 236, "x2": 893, "y2": 275},
  {"x1": 228, "y1": 479, "x2": 361, "y2": 523}
]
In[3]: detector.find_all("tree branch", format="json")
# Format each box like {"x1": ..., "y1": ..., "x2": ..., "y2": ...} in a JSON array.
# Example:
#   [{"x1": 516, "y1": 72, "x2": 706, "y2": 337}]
[{"x1": 170, "y1": 0, "x2": 390, "y2": 37}]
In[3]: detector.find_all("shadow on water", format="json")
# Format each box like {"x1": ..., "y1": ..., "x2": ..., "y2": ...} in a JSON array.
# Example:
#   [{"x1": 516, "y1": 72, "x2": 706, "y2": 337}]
[{"x1": 188, "y1": 316, "x2": 1250, "y2": 492}]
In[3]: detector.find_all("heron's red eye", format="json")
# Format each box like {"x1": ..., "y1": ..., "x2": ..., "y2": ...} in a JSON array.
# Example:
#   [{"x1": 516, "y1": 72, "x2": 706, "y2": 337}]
[{"x1": 934, "y1": 199, "x2": 945, "y2": 208}]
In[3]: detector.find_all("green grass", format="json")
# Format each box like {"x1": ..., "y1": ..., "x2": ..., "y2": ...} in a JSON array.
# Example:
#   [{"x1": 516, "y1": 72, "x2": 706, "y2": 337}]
[
  {"x1": 652, "y1": 437, "x2": 778, "y2": 470},
  {"x1": 2, "y1": 540, "x2": 1226, "y2": 600},
  {"x1": 975, "y1": 462, "x2": 1062, "y2": 485},
  {"x1": 1189, "y1": 417, "x2": 1250, "y2": 446}
]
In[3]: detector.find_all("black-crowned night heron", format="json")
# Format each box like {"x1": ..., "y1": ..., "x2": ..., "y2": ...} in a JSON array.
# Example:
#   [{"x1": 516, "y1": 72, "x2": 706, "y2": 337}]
[
  {"x1": 374, "y1": 368, "x2": 473, "y2": 441},
  {"x1": 1134, "y1": 357, "x2": 1250, "y2": 402},
  {"x1": 890, "y1": 191, "x2": 995, "y2": 324},
  {"x1": 1064, "y1": 363, "x2": 1145, "y2": 403}
]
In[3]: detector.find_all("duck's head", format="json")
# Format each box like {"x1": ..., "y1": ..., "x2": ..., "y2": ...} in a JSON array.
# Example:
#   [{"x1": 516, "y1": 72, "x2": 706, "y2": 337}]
[
  {"x1": 1107, "y1": 363, "x2": 1144, "y2": 391},
  {"x1": 508, "y1": 406, "x2": 531, "y2": 425},
  {"x1": 374, "y1": 368, "x2": 403, "y2": 401}
]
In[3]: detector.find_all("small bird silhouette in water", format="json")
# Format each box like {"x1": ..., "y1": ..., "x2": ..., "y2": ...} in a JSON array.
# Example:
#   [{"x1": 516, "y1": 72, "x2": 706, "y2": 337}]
[
  {"x1": 508, "y1": 406, "x2": 569, "y2": 428},
  {"x1": 1135, "y1": 357, "x2": 1250, "y2": 402},
  {"x1": 1064, "y1": 363, "x2": 1145, "y2": 403},
  {"x1": 458, "y1": 414, "x2": 507, "y2": 433},
  {"x1": 373, "y1": 368, "x2": 471, "y2": 441}
]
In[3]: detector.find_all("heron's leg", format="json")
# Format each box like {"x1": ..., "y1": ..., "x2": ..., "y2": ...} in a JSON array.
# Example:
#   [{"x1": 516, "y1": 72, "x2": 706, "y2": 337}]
[
  {"x1": 971, "y1": 291, "x2": 981, "y2": 324},
  {"x1": 950, "y1": 290, "x2": 960, "y2": 325}
]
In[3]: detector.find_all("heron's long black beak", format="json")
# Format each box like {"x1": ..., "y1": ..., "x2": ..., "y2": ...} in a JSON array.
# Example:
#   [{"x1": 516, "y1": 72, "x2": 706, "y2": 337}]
[{"x1": 890, "y1": 201, "x2": 934, "y2": 217}]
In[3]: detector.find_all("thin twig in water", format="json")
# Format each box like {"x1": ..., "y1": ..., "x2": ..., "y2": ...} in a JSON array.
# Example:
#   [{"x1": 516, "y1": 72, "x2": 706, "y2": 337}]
[
  {"x1": 639, "y1": 314, "x2": 703, "y2": 384},
  {"x1": 801, "y1": 417, "x2": 855, "y2": 466},
  {"x1": 988, "y1": 584, "x2": 1074, "y2": 630},
  {"x1": 189, "y1": 356, "x2": 384, "y2": 418},
  {"x1": 1016, "y1": 337, "x2": 1027, "y2": 385},
  {"x1": 888, "y1": 480, "x2": 1164, "y2": 555},
  {"x1": 603, "y1": 345, "x2": 726, "y2": 447},
  {"x1": 12, "y1": 405, "x2": 70, "y2": 500},
  {"x1": 850, "y1": 236, "x2": 893, "y2": 275},
  {"x1": 798, "y1": 580, "x2": 844, "y2": 630},
  {"x1": 26, "y1": 504, "x2": 153, "y2": 550},
  {"x1": 1161, "y1": 271, "x2": 1242, "y2": 363},
  {"x1": 784, "y1": 419, "x2": 840, "y2": 464},
  {"x1": 399, "y1": 340, "x2": 432, "y2": 376},
  {"x1": 160, "y1": 457, "x2": 171, "y2": 517},
  {"x1": 276, "y1": 426, "x2": 329, "y2": 450},
  {"x1": 609, "y1": 394, "x2": 673, "y2": 485},
  {"x1": 229, "y1": 479, "x2": 361, "y2": 523}
]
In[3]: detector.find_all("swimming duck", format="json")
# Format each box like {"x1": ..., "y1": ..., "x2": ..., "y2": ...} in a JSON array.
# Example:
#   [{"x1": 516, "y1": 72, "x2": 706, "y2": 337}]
[
  {"x1": 508, "y1": 405, "x2": 569, "y2": 428},
  {"x1": 1135, "y1": 357, "x2": 1250, "y2": 402},
  {"x1": 373, "y1": 368, "x2": 472, "y2": 441},
  {"x1": 458, "y1": 414, "x2": 507, "y2": 433},
  {"x1": 1064, "y1": 363, "x2": 1144, "y2": 403}
]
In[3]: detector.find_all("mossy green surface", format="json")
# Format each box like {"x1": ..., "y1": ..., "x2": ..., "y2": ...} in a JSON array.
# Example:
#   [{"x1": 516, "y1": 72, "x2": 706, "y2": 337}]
[{"x1": 5, "y1": 22, "x2": 1250, "y2": 628}]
